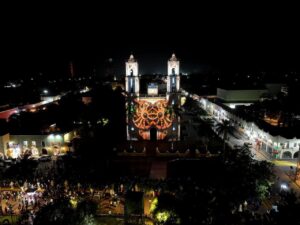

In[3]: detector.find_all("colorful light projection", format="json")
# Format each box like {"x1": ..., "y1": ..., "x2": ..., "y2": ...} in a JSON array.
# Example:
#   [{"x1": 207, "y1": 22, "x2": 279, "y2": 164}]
[
  {"x1": 138, "y1": 129, "x2": 168, "y2": 140},
  {"x1": 133, "y1": 99, "x2": 173, "y2": 130}
]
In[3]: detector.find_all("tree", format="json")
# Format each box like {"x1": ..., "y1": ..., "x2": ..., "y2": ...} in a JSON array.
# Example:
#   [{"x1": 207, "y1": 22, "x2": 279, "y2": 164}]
[
  {"x1": 215, "y1": 120, "x2": 235, "y2": 152},
  {"x1": 274, "y1": 191, "x2": 300, "y2": 225},
  {"x1": 34, "y1": 199, "x2": 98, "y2": 225},
  {"x1": 34, "y1": 199, "x2": 75, "y2": 225},
  {"x1": 221, "y1": 144, "x2": 274, "y2": 206},
  {"x1": 182, "y1": 96, "x2": 199, "y2": 113},
  {"x1": 151, "y1": 194, "x2": 181, "y2": 225},
  {"x1": 200, "y1": 136, "x2": 209, "y2": 153},
  {"x1": 73, "y1": 200, "x2": 98, "y2": 225}
]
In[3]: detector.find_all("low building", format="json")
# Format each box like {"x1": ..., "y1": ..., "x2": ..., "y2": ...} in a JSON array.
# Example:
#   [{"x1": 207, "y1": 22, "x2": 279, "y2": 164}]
[
  {"x1": 243, "y1": 121, "x2": 300, "y2": 159},
  {"x1": 0, "y1": 130, "x2": 77, "y2": 159},
  {"x1": 200, "y1": 97, "x2": 300, "y2": 159},
  {"x1": 217, "y1": 88, "x2": 267, "y2": 102}
]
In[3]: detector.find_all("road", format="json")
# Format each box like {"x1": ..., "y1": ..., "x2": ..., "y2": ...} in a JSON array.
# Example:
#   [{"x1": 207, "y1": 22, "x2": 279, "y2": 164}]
[
  {"x1": 191, "y1": 95, "x2": 300, "y2": 196},
  {"x1": 217, "y1": 119, "x2": 300, "y2": 195}
]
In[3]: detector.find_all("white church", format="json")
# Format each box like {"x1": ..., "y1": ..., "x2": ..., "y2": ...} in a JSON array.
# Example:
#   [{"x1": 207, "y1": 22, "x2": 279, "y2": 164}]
[{"x1": 125, "y1": 54, "x2": 181, "y2": 141}]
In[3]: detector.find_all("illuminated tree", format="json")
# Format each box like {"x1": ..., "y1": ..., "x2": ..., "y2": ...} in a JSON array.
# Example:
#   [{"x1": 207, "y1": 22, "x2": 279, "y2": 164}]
[{"x1": 151, "y1": 194, "x2": 181, "y2": 225}]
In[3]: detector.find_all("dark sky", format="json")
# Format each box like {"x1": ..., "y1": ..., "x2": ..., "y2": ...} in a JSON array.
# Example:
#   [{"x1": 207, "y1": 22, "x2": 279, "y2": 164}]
[{"x1": 1, "y1": 3, "x2": 300, "y2": 81}]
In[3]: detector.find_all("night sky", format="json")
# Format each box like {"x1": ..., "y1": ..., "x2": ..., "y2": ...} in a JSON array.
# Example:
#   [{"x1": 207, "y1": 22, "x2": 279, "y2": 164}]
[{"x1": 1, "y1": 4, "x2": 300, "y2": 81}]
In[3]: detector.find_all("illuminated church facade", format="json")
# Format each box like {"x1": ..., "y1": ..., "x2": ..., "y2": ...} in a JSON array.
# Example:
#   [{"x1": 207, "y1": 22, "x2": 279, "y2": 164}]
[{"x1": 125, "y1": 54, "x2": 181, "y2": 141}]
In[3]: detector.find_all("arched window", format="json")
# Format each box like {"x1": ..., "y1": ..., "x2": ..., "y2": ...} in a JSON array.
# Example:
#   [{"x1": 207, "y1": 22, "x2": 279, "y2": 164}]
[
  {"x1": 172, "y1": 68, "x2": 176, "y2": 75},
  {"x1": 282, "y1": 151, "x2": 292, "y2": 159},
  {"x1": 294, "y1": 151, "x2": 299, "y2": 159}
]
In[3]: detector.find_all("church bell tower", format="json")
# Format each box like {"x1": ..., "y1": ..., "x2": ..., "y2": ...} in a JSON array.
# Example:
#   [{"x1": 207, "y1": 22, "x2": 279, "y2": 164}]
[
  {"x1": 167, "y1": 53, "x2": 180, "y2": 93},
  {"x1": 125, "y1": 54, "x2": 140, "y2": 95}
]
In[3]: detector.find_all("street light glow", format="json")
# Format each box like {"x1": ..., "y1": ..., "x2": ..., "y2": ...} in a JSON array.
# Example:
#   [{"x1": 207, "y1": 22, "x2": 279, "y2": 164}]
[{"x1": 280, "y1": 183, "x2": 288, "y2": 190}]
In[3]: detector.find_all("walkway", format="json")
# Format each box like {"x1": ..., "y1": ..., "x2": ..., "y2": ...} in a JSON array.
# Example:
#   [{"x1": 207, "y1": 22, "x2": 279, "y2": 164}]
[{"x1": 189, "y1": 90, "x2": 300, "y2": 195}]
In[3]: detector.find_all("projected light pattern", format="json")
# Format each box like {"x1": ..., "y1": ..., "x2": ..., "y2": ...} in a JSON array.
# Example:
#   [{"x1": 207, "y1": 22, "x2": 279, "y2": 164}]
[
  {"x1": 138, "y1": 130, "x2": 168, "y2": 140},
  {"x1": 133, "y1": 99, "x2": 173, "y2": 130}
]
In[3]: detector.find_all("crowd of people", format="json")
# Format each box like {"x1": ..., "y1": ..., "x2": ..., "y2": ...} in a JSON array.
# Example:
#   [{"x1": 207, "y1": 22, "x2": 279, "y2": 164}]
[{"x1": 0, "y1": 172, "x2": 297, "y2": 225}]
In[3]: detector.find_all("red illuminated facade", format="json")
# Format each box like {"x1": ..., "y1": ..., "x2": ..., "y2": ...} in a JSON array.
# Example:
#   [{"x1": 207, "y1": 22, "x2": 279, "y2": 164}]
[{"x1": 125, "y1": 54, "x2": 181, "y2": 141}]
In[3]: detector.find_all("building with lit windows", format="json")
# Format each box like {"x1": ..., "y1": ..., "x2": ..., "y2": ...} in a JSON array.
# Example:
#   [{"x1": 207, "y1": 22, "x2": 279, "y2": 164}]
[
  {"x1": 199, "y1": 97, "x2": 300, "y2": 159},
  {"x1": 0, "y1": 130, "x2": 77, "y2": 158},
  {"x1": 125, "y1": 54, "x2": 181, "y2": 141},
  {"x1": 217, "y1": 88, "x2": 267, "y2": 106}
]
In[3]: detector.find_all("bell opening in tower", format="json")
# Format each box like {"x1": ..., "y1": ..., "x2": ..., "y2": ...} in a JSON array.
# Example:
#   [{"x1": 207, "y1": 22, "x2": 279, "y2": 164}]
[
  {"x1": 171, "y1": 76, "x2": 176, "y2": 92},
  {"x1": 172, "y1": 68, "x2": 176, "y2": 75}
]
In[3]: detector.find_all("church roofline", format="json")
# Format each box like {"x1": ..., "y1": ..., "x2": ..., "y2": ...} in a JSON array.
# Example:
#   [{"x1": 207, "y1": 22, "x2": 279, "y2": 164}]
[
  {"x1": 169, "y1": 53, "x2": 178, "y2": 61},
  {"x1": 128, "y1": 54, "x2": 136, "y2": 62}
]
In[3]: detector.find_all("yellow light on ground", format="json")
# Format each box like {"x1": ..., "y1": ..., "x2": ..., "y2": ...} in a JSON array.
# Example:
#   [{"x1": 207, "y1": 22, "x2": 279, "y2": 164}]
[
  {"x1": 181, "y1": 96, "x2": 186, "y2": 106},
  {"x1": 70, "y1": 197, "x2": 78, "y2": 208},
  {"x1": 273, "y1": 160, "x2": 297, "y2": 167},
  {"x1": 156, "y1": 211, "x2": 170, "y2": 223}
]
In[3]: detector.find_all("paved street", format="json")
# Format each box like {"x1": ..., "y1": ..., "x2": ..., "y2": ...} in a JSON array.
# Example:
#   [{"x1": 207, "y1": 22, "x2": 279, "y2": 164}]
[
  {"x1": 192, "y1": 95, "x2": 300, "y2": 196},
  {"x1": 228, "y1": 129, "x2": 300, "y2": 196}
]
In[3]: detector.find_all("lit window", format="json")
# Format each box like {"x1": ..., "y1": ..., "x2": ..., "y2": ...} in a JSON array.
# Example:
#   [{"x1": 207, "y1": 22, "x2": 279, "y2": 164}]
[
  {"x1": 23, "y1": 141, "x2": 28, "y2": 147},
  {"x1": 8, "y1": 142, "x2": 14, "y2": 148},
  {"x1": 32, "y1": 141, "x2": 36, "y2": 146}
]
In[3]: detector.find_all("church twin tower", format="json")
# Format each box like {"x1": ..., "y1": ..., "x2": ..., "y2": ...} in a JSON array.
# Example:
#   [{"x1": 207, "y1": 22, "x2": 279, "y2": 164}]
[
  {"x1": 125, "y1": 54, "x2": 181, "y2": 141},
  {"x1": 125, "y1": 54, "x2": 180, "y2": 95}
]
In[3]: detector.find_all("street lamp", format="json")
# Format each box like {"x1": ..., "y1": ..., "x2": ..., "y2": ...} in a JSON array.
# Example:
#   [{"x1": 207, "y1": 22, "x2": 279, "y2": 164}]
[
  {"x1": 43, "y1": 89, "x2": 48, "y2": 94},
  {"x1": 280, "y1": 183, "x2": 289, "y2": 191}
]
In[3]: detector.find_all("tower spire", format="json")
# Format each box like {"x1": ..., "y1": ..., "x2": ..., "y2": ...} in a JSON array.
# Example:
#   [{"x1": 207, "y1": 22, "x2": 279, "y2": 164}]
[
  {"x1": 167, "y1": 53, "x2": 180, "y2": 93},
  {"x1": 129, "y1": 54, "x2": 135, "y2": 62},
  {"x1": 125, "y1": 54, "x2": 139, "y2": 94},
  {"x1": 170, "y1": 53, "x2": 177, "y2": 61}
]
